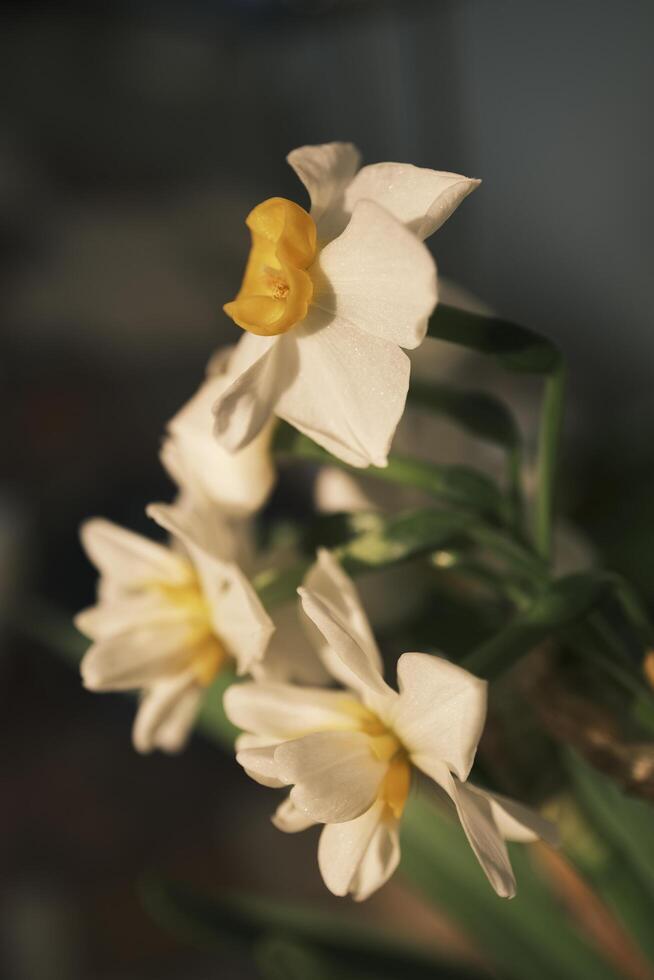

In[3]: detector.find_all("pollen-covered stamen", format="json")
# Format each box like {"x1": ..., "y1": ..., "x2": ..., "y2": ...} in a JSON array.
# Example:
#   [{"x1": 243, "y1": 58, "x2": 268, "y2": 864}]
[
  {"x1": 263, "y1": 265, "x2": 291, "y2": 301},
  {"x1": 223, "y1": 197, "x2": 317, "y2": 337}
]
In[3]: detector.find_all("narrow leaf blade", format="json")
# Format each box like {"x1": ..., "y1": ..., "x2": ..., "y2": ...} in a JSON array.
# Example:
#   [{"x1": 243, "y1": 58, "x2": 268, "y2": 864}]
[{"x1": 427, "y1": 305, "x2": 560, "y2": 375}]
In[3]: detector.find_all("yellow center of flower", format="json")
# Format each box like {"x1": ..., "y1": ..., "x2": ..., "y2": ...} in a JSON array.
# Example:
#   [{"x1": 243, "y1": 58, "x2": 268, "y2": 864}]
[
  {"x1": 380, "y1": 754, "x2": 412, "y2": 820},
  {"x1": 346, "y1": 702, "x2": 411, "y2": 820},
  {"x1": 155, "y1": 576, "x2": 227, "y2": 687},
  {"x1": 223, "y1": 197, "x2": 317, "y2": 336}
]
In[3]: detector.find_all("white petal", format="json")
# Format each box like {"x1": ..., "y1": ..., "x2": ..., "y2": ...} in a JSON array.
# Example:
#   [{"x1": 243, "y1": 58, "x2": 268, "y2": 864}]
[
  {"x1": 250, "y1": 602, "x2": 331, "y2": 686},
  {"x1": 132, "y1": 672, "x2": 201, "y2": 754},
  {"x1": 350, "y1": 812, "x2": 401, "y2": 901},
  {"x1": 341, "y1": 163, "x2": 480, "y2": 241},
  {"x1": 235, "y1": 732, "x2": 279, "y2": 751},
  {"x1": 164, "y1": 367, "x2": 276, "y2": 516},
  {"x1": 422, "y1": 766, "x2": 517, "y2": 899},
  {"x1": 447, "y1": 777, "x2": 517, "y2": 899},
  {"x1": 302, "y1": 550, "x2": 381, "y2": 666},
  {"x1": 469, "y1": 785, "x2": 560, "y2": 847},
  {"x1": 276, "y1": 314, "x2": 409, "y2": 468},
  {"x1": 392, "y1": 652, "x2": 487, "y2": 780},
  {"x1": 314, "y1": 199, "x2": 436, "y2": 350},
  {"x1": 275, "y1": 730, "x2": 387, "y2": 823},
  {"x1": 298, "y1": 589, "x2": 393, "y2": 707},
  {"x1": 212, "y1": 334, "x2": 284, "y2": 452},
  {"x1": 148, "y1": 495, "x2": 247, "y2": 568},
  {"x1": 318, "y1": 799, "x2": 399, "y2": 899},
  {"x1": 272, "y1": 794, "x2": 317, "y2": 833},
  {"x1": 80, "y1": 621, "x2": 195, "y2": 691},
  {"x1": 160, "y1": 437, "x2": 191, "y2": 494},
  {"x1": 236, "y1": 743, "x2": 286, "y2": 788},
  {"x1": 194, "y1": 551, "x2": 273, "y2": 675},
  {"x1": 300, "y1": 549, "x2": 384, "y2": 690},
  {"x1": 80, "y1": 518, "x2": 191, "y2": 590},
  {"x1": 151, "y1": 684, "x2": 204, "y2": 753},
  {"x1": 287, "y1": 142, "x2": 361, "y2": 230},
  {"x1": 148, "y1": 503, "x2": 274, "y2": 675},
  {"x1": 74, "y1": 592, "x2": 183, "y2": 641},
  {"x1": 223, "y1": 681, "x2": 361, "y2": 740}
]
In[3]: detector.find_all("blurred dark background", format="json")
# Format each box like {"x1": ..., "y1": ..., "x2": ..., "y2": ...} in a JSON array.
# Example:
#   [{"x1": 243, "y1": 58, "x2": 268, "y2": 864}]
[{"x1": 1, "y1": 1, "x2": 653, "y2": 977}]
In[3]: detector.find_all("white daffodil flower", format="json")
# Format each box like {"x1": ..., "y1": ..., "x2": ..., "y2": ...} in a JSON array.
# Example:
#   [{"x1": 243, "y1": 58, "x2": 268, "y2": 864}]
[
  {"x1": 75, "y1": 503, "x2": 273, "y2": 754},
  {"x1": 162, "y1": 346, "x2": 276, "y2": 517},
  {"x1": 224, "y1": 550, "x2": 558, "y2": 901},
  {"x1": 213, "y1": 142, "x2": 479, "y2": 468}
]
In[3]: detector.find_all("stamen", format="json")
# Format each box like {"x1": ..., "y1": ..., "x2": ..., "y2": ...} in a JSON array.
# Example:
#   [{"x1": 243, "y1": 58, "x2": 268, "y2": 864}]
[{"x1": 263, "y1": 266, "x2": 290, "y2": 300}]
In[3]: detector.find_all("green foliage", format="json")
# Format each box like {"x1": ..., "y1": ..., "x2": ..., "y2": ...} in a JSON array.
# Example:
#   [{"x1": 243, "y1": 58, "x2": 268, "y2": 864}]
[
  {"x1": 563, "y1": 751, "x2": 654, "y2": 962},
  {"x1": 427, "y1": 305, "x2": 564, "y2": 557},
  {"x1": 463, "y1": 572, "x2": 612, "y2": 677},
  {"x1": 337, "y1": 508, "x2": 473, "y2": 575},
  {"x1": 140, "y1": 877, "x2": 486, "y2": 980},
  {"x1": 408, "y1": 380, "x2": 520, "y2": 452},
  {"x1": 253, "y1": 508, "x2": 473, "y2": 610},
  {"x1": 565, "y1": 750, "x2": 654, "y2": 901},
  {"x1": 427, "y1": 304, "x2": 561, "y2": 374},
  {"x1": 273, "y1": 424, "x2": 507, "y2": 519},
  {"x1": 401, "y1": 794, "x2": 622, "y2": 980},
  {"x1": 28, "y1": 304, "x2": 654, "y2": 977}
]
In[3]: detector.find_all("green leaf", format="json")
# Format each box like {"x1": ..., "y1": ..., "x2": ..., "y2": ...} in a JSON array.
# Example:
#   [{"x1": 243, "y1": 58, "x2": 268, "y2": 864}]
[
  {"x1": 609, "y1": 574, "x2": 654, "y2": 649},
  {"x1": 565, "y1": 750, "x2": 654, "y2": 902},
  {"x1": 273, "y1": 424, "x2": 507, "y2": 519},
  {"x1": 140, "y1": 877, "x2": 485, "y2": 980},
  {"x1": 252, "y1": 508, "x2": 473, "y2": 611},
  {"x1": 427, "y1": 305, "x2": 561, "y2": 375},
  {"x1": 463, "y1": 567, "x2": 654, "y2": 700},
  {"x1": 462, "y1": 572, "x2": 612, "y2": 677},
  {"x1": 467, "y1": 569, "x2": 654, "y2": 696},
  {"x1": 407, "y1": 381, "x2": 525, "y2": 531},
  {"x1": 533, "y1": 362, "x2": 566, "y2": 560},
  {"x1": 401, "y1": 794, "x2": 621, "y2": 980},
  {"x1": 336, "y1": 508, "x2": 473, "y2": 576},
  {"x1": 253, "y1": 561, "x2": 311, "y2": 611},
  {"x1": 463, "y1": 522, "x2": 546, "y2": 584},
  {"x1": 573, "y1": 853, "x2": 654, "y2": 965},
  {"x1": 409, "y1": 380, "x2": 520, "y2": 452},
  {"x1": 299, "y1": 511, "x2": 386, "y2": 553},
  {"x1": 255, "y1": 938, "x2": 334, "y2": 980}
]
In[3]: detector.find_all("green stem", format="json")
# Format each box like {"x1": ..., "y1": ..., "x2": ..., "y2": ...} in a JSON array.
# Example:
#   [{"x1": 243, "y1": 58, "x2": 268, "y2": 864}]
[{"x1": 534, "y1": 359, "x2": 566, "y2": 562}]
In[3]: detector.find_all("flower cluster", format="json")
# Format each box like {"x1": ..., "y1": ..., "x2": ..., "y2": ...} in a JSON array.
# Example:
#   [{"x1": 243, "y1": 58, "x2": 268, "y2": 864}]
[{"x1": 76, "y1": 142, "x2": 556, "y2": 900}]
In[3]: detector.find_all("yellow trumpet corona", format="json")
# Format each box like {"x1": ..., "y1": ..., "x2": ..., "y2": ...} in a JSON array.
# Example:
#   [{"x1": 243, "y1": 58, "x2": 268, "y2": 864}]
[{"x1": 224, "y1": 197, "x2": 317, "y2": 337}]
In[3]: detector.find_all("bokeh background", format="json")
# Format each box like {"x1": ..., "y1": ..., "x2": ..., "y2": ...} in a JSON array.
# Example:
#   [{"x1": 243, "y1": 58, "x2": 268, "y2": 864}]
[{"x1": 2, "y1": 1, "x2": 654, "y2": 977}]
